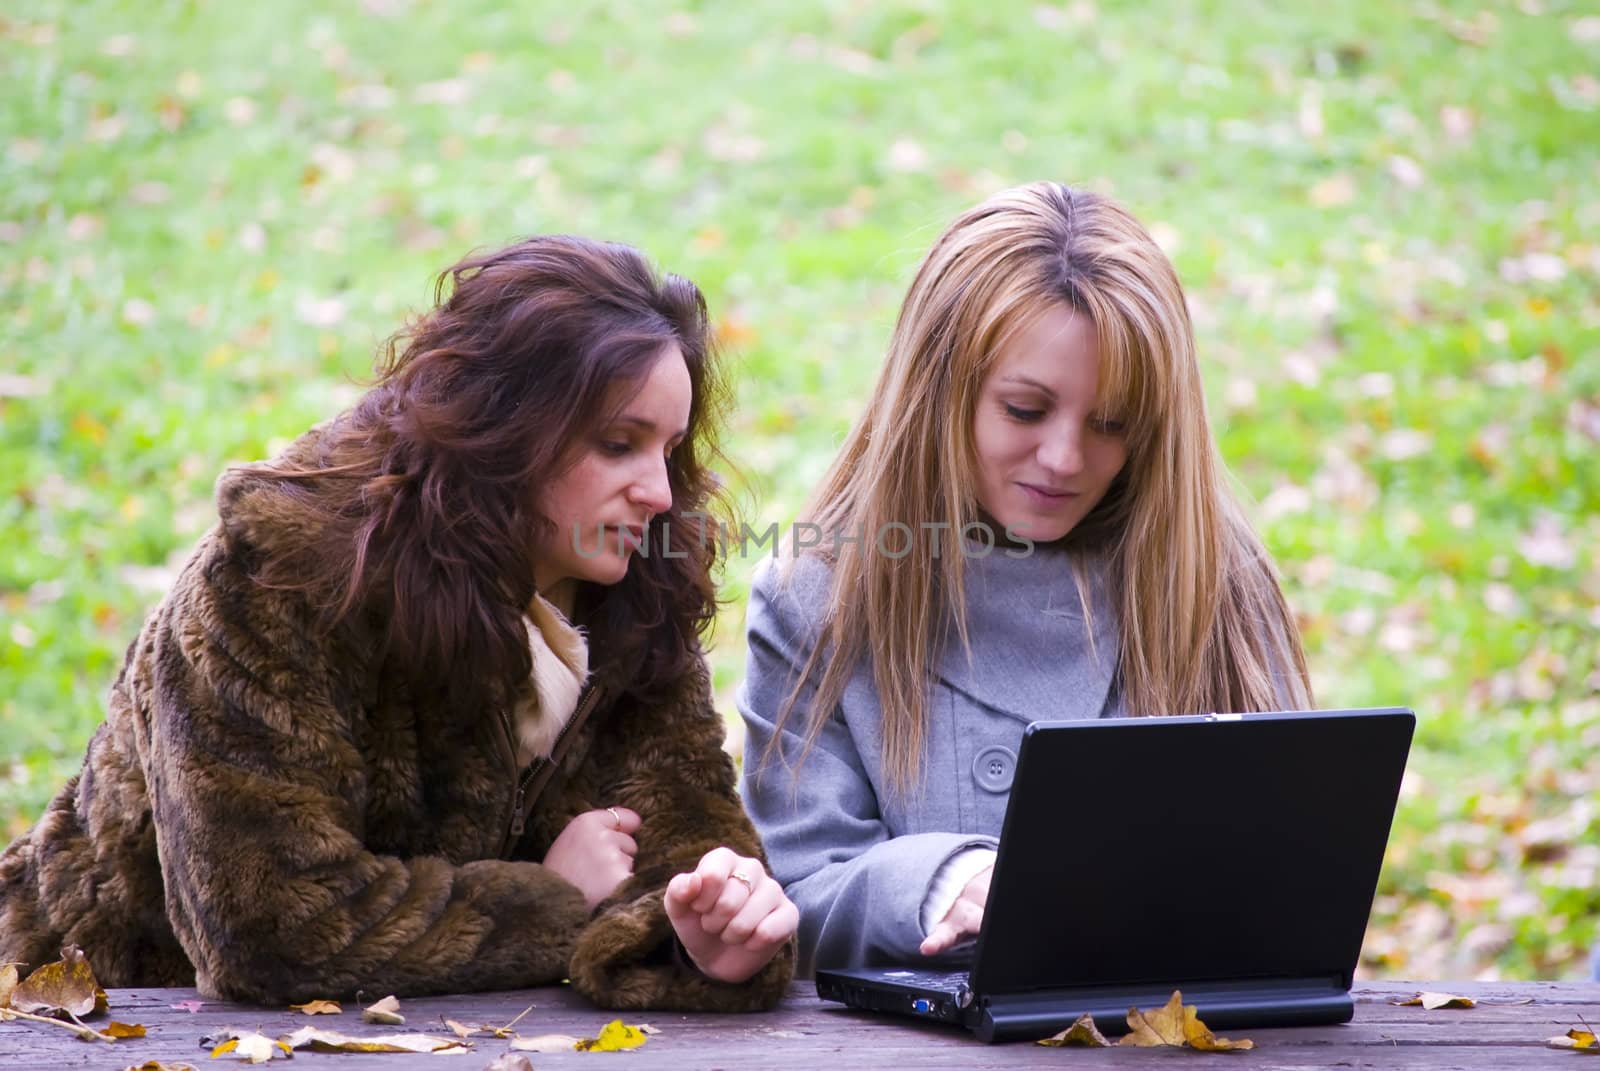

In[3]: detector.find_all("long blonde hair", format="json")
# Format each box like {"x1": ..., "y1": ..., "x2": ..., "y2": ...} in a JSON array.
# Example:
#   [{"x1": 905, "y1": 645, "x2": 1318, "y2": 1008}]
[{"x1": 768, "y1": 181, "x2": 1312, "y2": 797}]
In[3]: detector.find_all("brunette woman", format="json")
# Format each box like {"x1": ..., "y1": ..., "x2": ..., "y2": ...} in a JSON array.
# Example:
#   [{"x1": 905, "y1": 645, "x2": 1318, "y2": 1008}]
[{"x1": 0, "y1": 235, "x2": 797, "y2": 1008}]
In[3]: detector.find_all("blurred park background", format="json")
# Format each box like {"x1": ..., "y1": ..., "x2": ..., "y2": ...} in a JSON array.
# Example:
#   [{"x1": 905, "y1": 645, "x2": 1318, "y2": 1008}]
[{"x1": 2, "y1": 0, "x2": 1597, "y2": 980}]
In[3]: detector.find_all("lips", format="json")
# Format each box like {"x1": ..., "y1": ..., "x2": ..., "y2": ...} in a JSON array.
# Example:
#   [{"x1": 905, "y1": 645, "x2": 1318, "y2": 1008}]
[
  {"x1": 617, "y1": 523, "x2": 648, "y2": 550},
  {"x1": 1018, "y1": 482, "x2": 1076, "y2": 500}
]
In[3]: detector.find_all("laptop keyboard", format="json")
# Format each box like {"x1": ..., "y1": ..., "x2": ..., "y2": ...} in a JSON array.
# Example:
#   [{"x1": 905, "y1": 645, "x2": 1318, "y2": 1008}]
[{"x1": 874, "y1": 968, "x2": 968, "y2": 994}]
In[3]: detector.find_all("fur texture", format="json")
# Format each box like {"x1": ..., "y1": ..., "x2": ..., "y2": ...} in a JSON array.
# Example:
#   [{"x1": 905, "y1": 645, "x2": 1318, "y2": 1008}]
[
  {"x1": 0, "y1": 436, "x2": 792, "y2": 1009},
  {"x1": 515, "y1": 594, "x2": 590, "y2": 764}
]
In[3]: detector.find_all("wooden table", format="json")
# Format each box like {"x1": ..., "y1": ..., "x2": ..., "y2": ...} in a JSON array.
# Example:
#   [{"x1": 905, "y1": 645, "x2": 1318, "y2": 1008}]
[{"x1": 3, "y1": 979, "x2": 1595, "y2": 1069}]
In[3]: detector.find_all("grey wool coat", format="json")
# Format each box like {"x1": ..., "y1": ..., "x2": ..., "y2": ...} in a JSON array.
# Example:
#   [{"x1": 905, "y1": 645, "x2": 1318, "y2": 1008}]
[
  {"x1": 738, "y1": 544, "x2": 1122, "y2": 978},
  {"x1": 0, "y1": 432, "x2": 793, "y2": 1009}
]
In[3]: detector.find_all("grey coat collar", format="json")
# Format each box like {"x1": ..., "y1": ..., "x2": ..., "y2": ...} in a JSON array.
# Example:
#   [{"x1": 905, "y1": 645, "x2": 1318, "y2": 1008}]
[{"x1": 932, "y1": 545, "x2": 1120, "y2": 723}]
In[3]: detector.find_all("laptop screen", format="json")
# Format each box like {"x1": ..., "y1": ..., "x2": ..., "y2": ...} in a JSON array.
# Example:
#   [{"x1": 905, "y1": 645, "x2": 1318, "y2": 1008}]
[{"x1": 968, "y1": 708, "x2": 1414, "y2": 996}]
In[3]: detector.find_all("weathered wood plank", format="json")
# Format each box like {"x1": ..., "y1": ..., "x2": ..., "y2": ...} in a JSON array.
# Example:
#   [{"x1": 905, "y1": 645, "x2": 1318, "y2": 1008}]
[{"x1": 2, "y1": 980, "x2": 1595, "y2": 1069}]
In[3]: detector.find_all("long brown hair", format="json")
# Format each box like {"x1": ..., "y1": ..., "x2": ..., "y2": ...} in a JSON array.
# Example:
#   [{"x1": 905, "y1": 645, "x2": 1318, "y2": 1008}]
[
  {"x1": 244, "y1": 235, "x2": 730, "y2": 707},
  {"x1": 773, "y1": 182, "x2": 1311, "y2": 796}
]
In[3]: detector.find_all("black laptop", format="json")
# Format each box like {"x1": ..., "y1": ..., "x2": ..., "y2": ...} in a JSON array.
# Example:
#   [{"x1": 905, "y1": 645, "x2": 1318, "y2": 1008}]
[{"x1": 816, "y1": 707, "x2": 1415, "y2": 1042}]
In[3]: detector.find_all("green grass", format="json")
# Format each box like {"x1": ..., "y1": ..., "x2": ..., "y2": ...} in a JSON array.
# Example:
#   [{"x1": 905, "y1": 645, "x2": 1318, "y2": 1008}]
[{"x1": 3, "y1": 0, "x2": 1598, "y2": 980}]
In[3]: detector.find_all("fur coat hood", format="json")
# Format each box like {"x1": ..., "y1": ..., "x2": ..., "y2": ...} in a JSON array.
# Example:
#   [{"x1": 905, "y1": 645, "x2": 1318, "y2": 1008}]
[{"x1": 0, "y1": 431, "x2": 792, "y2": 1009}]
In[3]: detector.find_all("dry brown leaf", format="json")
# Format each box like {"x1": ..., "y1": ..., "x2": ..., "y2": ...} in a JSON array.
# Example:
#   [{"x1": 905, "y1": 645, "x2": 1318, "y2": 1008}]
[
  {"x1": 1117, "y1": 991, "x2": 1253, "y2": 1051},
  {"x1": 510, "y1": 1033, "x2": 583, "y2": 1052},
  {"x1": 1393, "y1": 990, "x2": 1476, "y2": 1009},
  {"x1": 443, "y1": 1017, "x2": 478, "y2": 1038},
  {"x1": 362, "y1": 993, "x2": 405, "y2": 1024},
  {"x1": 290, "y1": 998, "x2": 342, "y2": 1015},
  {"x1": 575, "y1": 1019, "x2": 650, "y2": 1051},
  {"x1": 1038, "y1": 1012, "x2": 1111, "y2": 1046},
  {"x1": 122, "y1": 1062, "x2": 200, "y2": 1071},
  {"x1": 484, "y1": 1056, "x2": 535, "y2": 1071},
  {"x1": 1120, "y1": 992, "x2": 1188, "y2": 1046},
  {"x1": 10, "y1": 944, "x2": 102, "y2": 1018},
  {"x1": 0, "y1": 962, "x2": 20, "y2": 1008},
  {"x1": 106, "y1": 1020, "x2": 146, "y2": 1038},
  {"x1": 279, "y1": 1025, "x2": 470, "y2": 1054}
]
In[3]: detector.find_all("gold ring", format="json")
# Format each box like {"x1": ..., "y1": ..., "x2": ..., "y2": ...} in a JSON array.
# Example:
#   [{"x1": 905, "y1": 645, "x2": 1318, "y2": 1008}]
[
  {"x1": 606, "y1": 807, "x2": 622, "y2": 829},
  {"x1": 730, "y1": 870, "x2": 756, "y2": 891}
]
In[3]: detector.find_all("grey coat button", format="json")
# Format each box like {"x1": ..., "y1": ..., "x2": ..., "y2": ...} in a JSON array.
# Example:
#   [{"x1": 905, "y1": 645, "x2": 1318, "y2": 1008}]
[{"x1": 972, "y1": 745, "x2": 1016, "y2": 793}]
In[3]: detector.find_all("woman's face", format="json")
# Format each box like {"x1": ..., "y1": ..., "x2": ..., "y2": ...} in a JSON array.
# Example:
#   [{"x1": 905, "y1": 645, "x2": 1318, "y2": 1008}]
[
  {"x1": 535, "y1": 344, "x2": 693, "y2": 593},
  {"x1": 971, "y1": 304, "x2": 1129, "y2": 543}
]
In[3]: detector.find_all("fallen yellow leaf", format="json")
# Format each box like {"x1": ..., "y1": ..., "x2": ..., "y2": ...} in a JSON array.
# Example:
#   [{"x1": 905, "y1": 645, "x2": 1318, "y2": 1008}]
[
  {"x1": 106, "y1": 1021, "x2": 147, "y2": 1038},
  {"x1": 289, "y1": 999, "x2": 342, "y2": 1015},
  {"x1": 206, "y1": 1031, "x2": 292, "y2": 1063},
  {"x1": 1545, "y1": 1027, "x2": 1598, "y2": 1050},
  {"x1": 0, "y1": 962, "x2": 19, "y2": 1008},
  {"x1": 362, "y1": 993, "x2": 405, "y2": 1024},
  {"x1": 1120, "y1": 991, "x2": 1189, "y2": 1046},
  {"x1": 1393, "y1": 991, "x2": 1476, "y2": 1010},
  {"x1": 1117, "y1": 991, "x2": 1253, "y2": 1051},
  {"x1": 444, "y1": 1018, "x2": 478, "y2": 1038},
  {"x1": 279, "y1": 1025, "x2": 470, "y2": 1055},
  {"x1": 10, "y1": 945, "x2": 102, "y2": 1018},
  {"x1": 1038, "y1": 1012, "x2": 1111, "y2": 1047},
  {"x1": 122, "y1": 1062, "x2": 200, "y2": 1071},
  {"x1": 575, "y1": 1020, "x2": 650, "y2": 1052}
]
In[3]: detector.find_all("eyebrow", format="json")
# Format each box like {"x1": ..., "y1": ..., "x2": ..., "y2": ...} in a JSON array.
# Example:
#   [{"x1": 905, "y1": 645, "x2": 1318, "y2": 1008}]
[
  {"x1": 615, "y1": 414, "x2": 689, "y2": 440},
  {"x1": 996, "y1": 375, "x2": 1058, "y2": 400}
]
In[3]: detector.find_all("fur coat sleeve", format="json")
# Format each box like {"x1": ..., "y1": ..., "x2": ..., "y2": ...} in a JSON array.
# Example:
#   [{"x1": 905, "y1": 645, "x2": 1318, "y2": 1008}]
[{"x1": 562, "y1": 653, "x2": 796, "y2": 1011}]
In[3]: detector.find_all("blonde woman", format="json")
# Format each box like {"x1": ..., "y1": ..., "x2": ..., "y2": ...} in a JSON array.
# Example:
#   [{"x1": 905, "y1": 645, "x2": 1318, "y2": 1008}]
[{"x1": 737, "y1": 182, "x2": 1312, "y2": 976}]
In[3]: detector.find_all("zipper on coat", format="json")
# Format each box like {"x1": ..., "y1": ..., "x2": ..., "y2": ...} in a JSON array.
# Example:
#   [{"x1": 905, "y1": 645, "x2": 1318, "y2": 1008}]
[
  {"x1": 508, "y1": 759, "x2": 546, "y2": 840},
  {"x1": 499, "y1": 681, "x2": 603, "y2": 856}
]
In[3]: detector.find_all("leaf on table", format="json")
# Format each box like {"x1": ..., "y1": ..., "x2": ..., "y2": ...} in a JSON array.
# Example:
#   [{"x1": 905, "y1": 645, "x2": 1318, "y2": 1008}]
[
  {"x1": 279, "y1": 1025, "x2": 471, "y2": 1054},
  {"x1": 0, "y1": 962, "x2": 20, "y2": 1008},
  {"x1": 122, "y1": 1062, "x2": 200, "y2": 1071},
  {"x1": 107, "y1": 1020, "x2": 147, "y2": 1038},
  {"x1": 443, "y1": 1018, "x2": 478, "y2": 1038},
  {"x1": 1547, "y1": 1027, "x2": 1599, "y2": 1050},
  {"x1": 1038, "y1": 1012, "x2": 1111, "y2": 1047},
  {"x1": 484, "y1": 1056, "x2": 535, "y2": 1071},
  {"x1": 9, "y1": 944, "x2": 103, "y2": 1018},
  {"x1": 1120, "y1": 992, "x2": 1188, "y2": 1047},
  {"x1": 510, "y1": 1033, "x2": 583, "y2": 1052},
  {"x1": 574, "y1": 1019, "x2": 650, "y2": 1052},
  {"x1": 362, "y1": 993, "x2": 405, "y2": 1024},
  {"x1": 1118, "y1": 991, "x2": 1253, "y2": 1051},
  {"x1": 1393, "y1": 991, "x2": 1476, "y2": 1009},
  {"x1": 171, "y1": 1000, "x2": 205, "y2": 1013},
  {"x1": 290, "y1": 999, "x2": 342, "y2": 1015},
  {"x1": 206, "y1": 1031, "x2": 291, "y2": 1063}
]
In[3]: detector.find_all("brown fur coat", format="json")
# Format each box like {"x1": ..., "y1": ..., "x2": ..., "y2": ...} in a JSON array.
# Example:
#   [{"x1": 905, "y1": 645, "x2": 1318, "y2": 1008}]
[{"x1": 0, "y1": 445, "x2": 792, "y2": 1010}]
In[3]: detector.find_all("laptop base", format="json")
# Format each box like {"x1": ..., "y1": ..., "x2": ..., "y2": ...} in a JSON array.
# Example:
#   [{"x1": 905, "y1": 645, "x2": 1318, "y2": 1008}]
[{"x1": 818, "y1": 968, "x2": 1353, "y2": 1043}]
